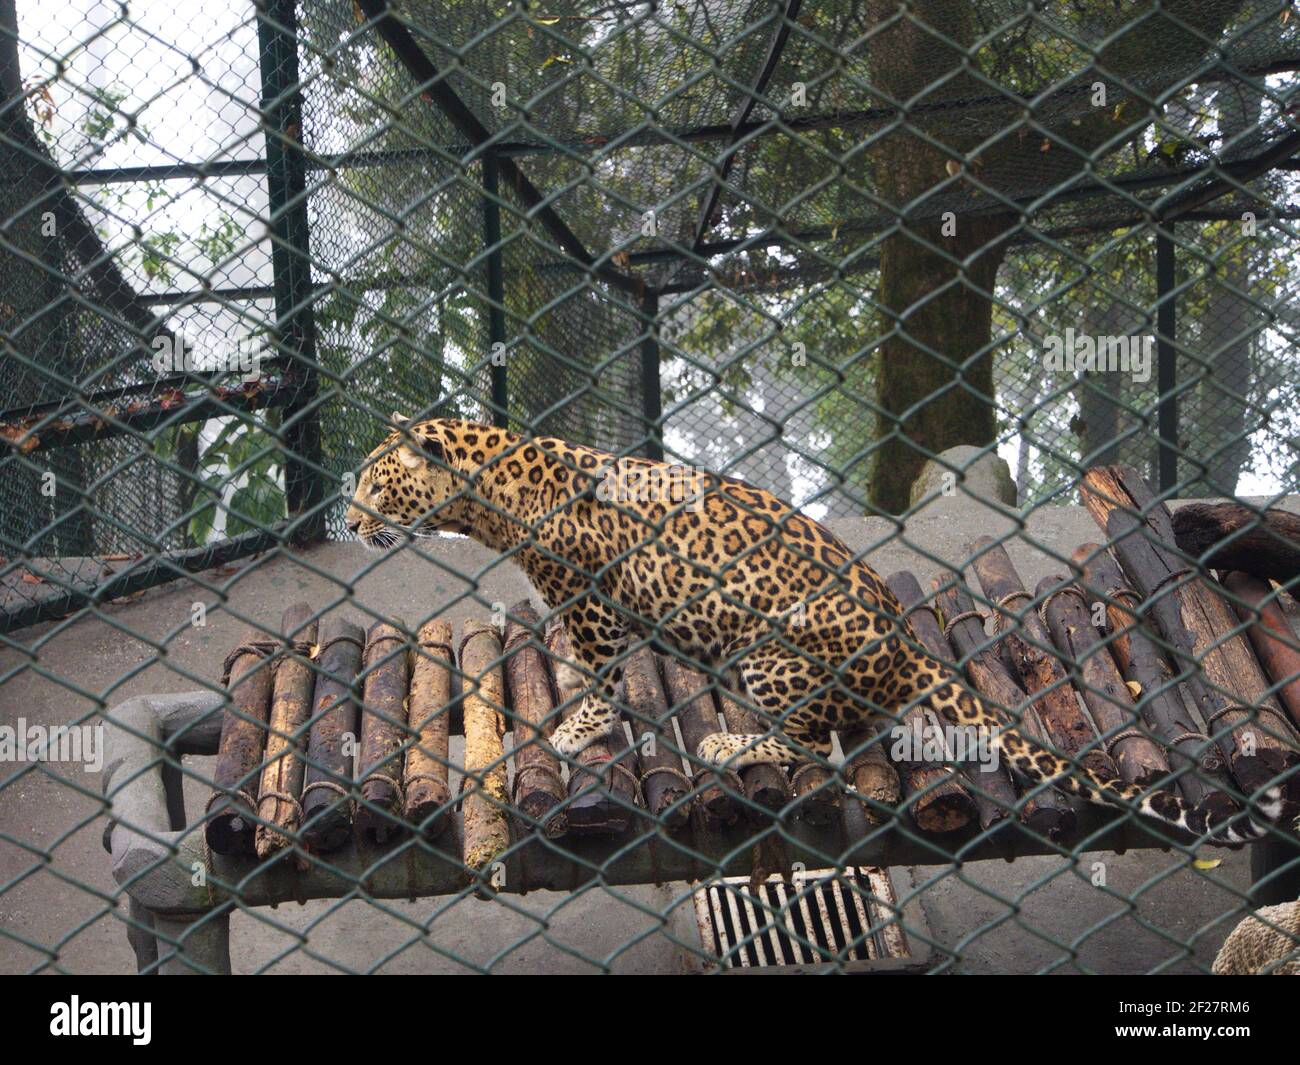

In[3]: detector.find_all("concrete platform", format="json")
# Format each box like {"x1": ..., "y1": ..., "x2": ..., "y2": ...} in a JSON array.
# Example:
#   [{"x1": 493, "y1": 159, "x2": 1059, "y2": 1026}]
[{"x1": 1, "y1": 491, "x2": 1295, "y2": 973}]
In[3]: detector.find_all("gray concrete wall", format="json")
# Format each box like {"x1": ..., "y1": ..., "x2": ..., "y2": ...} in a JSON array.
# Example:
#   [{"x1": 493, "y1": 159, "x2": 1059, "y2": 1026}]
[{"x1": 1, "y1": 493, "x2": 1295, "y2": 973}]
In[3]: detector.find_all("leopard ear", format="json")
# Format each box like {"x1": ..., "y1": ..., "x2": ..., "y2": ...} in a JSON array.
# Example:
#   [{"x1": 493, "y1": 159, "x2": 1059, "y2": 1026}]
[
  {"x1": 391, "y1": 410, "x2": 411, "y2": 427},
  {"x1": 398, "y1": 428, "x2": 446, "y2": 469}
]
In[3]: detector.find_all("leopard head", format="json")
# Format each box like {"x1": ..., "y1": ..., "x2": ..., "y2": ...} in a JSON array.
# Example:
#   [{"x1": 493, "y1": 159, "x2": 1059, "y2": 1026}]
[{"x1": 345, "y1": 413, "x2": 464, "y2": 548}]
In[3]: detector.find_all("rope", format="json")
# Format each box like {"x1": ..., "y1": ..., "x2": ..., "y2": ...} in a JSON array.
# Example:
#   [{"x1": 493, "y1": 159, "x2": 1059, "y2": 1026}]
[
  {"x1": 1037, "y1": 584, "x2": 1088, "y2": 627},
  {"x1": 222, "y1": 638, "x2": 315, "y2": 687},
  {"x1": 943, "y1": 608, "x2": 986, "y2": 641},
  {"x1": 256, "y1": 789, "x2": 304, "y2": 829},
  {"x1": 315, "y1": 632, "x2": 364, "y2": 659},
  {"x1": 640, "y1": 764, "x2": 692, "y2": 794},
  {"x1": 1150, "y1": 567, "x2": 1194, "y2": 597},
  {"x1": 1102, "y1": 727, "x2": 1146, "y2": 755},
  {"x1": 991, "y1": 591, "x2": 1032, "y2": 635}
]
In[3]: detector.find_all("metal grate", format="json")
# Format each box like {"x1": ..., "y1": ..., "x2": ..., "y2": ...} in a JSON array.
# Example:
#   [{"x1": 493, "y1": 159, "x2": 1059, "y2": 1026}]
[{"x1": 692, "y1": 867, "x2": 911, "y2": 971}]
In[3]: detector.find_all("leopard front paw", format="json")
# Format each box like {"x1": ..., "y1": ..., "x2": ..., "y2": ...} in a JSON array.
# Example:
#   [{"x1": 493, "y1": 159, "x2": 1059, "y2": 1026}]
[{"x1": 550, "y1": 717, "x2": 601, "y2": 757}]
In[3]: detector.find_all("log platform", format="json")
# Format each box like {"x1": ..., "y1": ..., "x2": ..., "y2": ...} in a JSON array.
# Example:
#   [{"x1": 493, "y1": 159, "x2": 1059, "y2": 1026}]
[{"x1": 102, "y1": 468, "x2": 1300, "y2": 972}]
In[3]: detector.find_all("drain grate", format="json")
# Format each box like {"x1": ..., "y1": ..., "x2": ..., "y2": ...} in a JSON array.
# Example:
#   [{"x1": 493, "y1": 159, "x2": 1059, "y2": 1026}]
[{"x1": 693, "y1": 866, "x2": 911, "y2": 970}]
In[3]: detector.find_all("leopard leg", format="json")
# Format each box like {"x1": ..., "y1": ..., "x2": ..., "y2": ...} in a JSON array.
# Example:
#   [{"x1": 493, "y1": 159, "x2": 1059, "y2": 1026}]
[
  {"x1": 695, "y1": 655, "x2": 835, "y2": 767},
  {"x1": 548, "y1": 598, "x2": 630, "y2": 758}
]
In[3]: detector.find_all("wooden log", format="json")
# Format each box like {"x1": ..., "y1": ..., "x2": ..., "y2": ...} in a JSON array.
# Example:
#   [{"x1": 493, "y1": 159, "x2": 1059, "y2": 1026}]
[
  {"x1": 300, "y1": 617, "x2": 365, "y2": 853},
  {"x1": 460, "y1": 619, "x2": 510, "y2": 873},
  {"x1": 715, "y1": 671, "x2": 791, "y2": 818},
  {"x1": 621, "y1": 647, "x2": 691, "y2": 830},
  {"x1": 1036, "y1": 574, "x2": 1169, "y2": 787},
  {"x1": 355, "y1": 621, "x2": 410, "y2": 847},
  {"x1": 205, "y1": 626, "x2": 278, "y2": 856},
  {"x1": 935, "y1": 582, "x2": 1076, "y2": 840},
  {"x1": 882, "y1": 572, "x2": 978, "y2": 833},
  {"x1": 545, "y1": 621, "x2": 641, "y2": 835},
  {"x1": 1082, "y1": 465, "x2": 1300, "y2": 799},
  {"x1": 660, "y1": 656, "x2": 742, "y2": 830},
  {"x1": 970, "y1": 537, "x2": 1118, "y2": 781},
  {"x1": 1172, "y1": 502, "x2": 1300, "y2": 585},
  {"x1": 255, "y1": 603, "x2": 318, "y2": 859},
  {"x1": 1223, "y1": 571, "x2": 1300, "y2": 730},
  {"x1": 842, "y1": 726, "x2": 900, "y2": 826},
  {"x1": 899, "y1": 572, "x2": 1024, "y2": 832},
  {"x1": 1074, "y1": 544, "x2": 1236, "y2": 816},
  {"x1": 403, "y1": 617, "x2": 455, "y2": 840},
  {"x1": 501, "y1": 603, "x2": 567, "y2": 838}
]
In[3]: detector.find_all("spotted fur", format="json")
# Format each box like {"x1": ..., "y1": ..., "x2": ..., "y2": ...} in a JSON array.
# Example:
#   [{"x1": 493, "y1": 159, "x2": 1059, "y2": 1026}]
[{"x1": 347, "y1": 416, "x2": 1288, "y2": 845}]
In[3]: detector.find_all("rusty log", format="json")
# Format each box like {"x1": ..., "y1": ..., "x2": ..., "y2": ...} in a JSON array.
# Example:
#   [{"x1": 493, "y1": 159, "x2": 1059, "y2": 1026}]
[
  {"x1": 621, "y1": 647, "x2": 691, "y2": 830},
  {"x1": 842, "y1": 727, "x2": 900, "y2": 826},
  {"x1": 935, "y1": 582, "x2": 1075, "y2": 840},
  {"x1": 355, "y1": 621, "x2": 410, "y2": 847},
  {"x1": 882, "y1": 572, "x2": 978, "y2": 833},
  {"x1": 660, "y1": 656, "x2": 742, "y2": 830},
  {"x1": 403, "y1": 617, "x2": 455, "y2": 839},
  {"x1": 545, "y1": 621, "x2": 641, "y2": 835},
  {"x1": 255, "y1": 603, "x2": 319, "y2": 859},
  {"x1": 1223, "y1": 571, "x2": 1300, "y2": 730},
  {"x1": 502, "y1": 603, "x2": 567, "y2": 838},
  {"x1": 1074, "y1": 544, "x2": 1235, "y2": 816},
  {"x1": 970, "y1": 537, "x2": 1117, "y2": 781},
  {"x1": 205, "y1": 625, "x2": 277, "y2": 855},
  {"x1": 300, "y1": 617, "x2": 365, "y2": 853},
  {"x1": 461, "y1": 620, "x2": 511, "y2": 872},
  {"x1": 1082, "y1": 465, "x2": 1300, "y2": 800},
  {"x1": 1036, "y1": 574, "x2": 1169, "y2": 788},
  {"x1": 716, "y1": 671, "x2": 791, "y2": 819}
]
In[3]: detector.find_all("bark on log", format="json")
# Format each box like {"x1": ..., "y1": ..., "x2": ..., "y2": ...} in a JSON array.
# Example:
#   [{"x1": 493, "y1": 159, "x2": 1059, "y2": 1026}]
[
  {"x1": 1223, "y1": 571, "x2": 1300, "y2": 730},
  {"x1": 882, "y1": 572, "x2": 978, "y2": 833},
  {"x1": 355, "y1": 621, "x2": 410, "y2": 847},
  {"x1": 460, "y1": 620, "x2": 511, "y2": 872},
  {"x1": 205, "y1": 626, "x2": 277, "y2": 855},
  {"x1": 1036, "y1": 574, "x2": 1169, "y2": 787},
  {"x1": 842, "y1": 727, "x2": 901, "y2": 826},
  {"x1": 1074, "y1": 544, "x2": 1236, "y2": 816},
  {"x1": 660, "y1": 657, "x2": 742, "y2": 830},
  {"x1": 502, "y1": 603, "x2": 567, "y2": 838},
  {"x1": 716, "y1": 671, "x2": 791, "y2": 819},
  {"x1": 403, "y1": 617, "x2": 455, "y2": 839},
  {"x1": 970, "y1": 537, "x2": 1118, "y2": 781},
  {"x1": 300, "y1": 617, "x2": 365, "y2": 853},
  {"x1": 1082, "y1": 466, "x2": 1300, "y2": 799},
  {"x1": 545, "y1": 621, "x2": 641, "y2": 835},
  {"x1": 621, "y1": 647, "x2": 691, "y2": 830},
  {"x1": 255, "y1": 603, "x2": 318, "y2": 859},
  {"x1": 1173, "y1": 502, "x2": 1300, "y2": 585},
  {"x1": 935, "y1": 582, "x2": 1075, "y2": 840}
]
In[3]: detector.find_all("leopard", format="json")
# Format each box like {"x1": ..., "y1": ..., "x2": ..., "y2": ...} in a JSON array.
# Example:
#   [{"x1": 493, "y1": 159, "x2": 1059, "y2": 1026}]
[{"x1": 345, "y1": 414, "x2": 1289, "y2": 845}]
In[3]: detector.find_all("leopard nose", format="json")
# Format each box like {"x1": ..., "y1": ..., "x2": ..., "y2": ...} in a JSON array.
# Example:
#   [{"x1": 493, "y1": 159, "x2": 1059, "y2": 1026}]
[{"x1": 345, "y1": 512, "x2": 361, "y2": 534}]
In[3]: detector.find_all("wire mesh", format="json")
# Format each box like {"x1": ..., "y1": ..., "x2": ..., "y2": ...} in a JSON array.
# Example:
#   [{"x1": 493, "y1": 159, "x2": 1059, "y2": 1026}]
[{"x1": 2, "y1": 0, "x2": 1299, "y2": 975}]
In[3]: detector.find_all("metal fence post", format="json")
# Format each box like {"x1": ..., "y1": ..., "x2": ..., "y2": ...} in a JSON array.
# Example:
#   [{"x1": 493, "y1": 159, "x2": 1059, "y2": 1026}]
[
  {"x1": 482, "y1": 152, "x2": 508, "y2": 428},
  {"x1": 640, "y1": 286, "x2": 663, "y2": 460},
  {"x1": 1156, "y1": 225, "x2": 1177, "y2": 494},
  {"x1": 257, "y1": 0, "x2": 324, "y2": 545}
]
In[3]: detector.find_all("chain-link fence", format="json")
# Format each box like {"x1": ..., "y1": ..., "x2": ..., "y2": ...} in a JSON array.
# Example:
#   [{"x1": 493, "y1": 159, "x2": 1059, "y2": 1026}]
[{"x1": 2, "y1": 0, "x2": 1299, "y2": 975}]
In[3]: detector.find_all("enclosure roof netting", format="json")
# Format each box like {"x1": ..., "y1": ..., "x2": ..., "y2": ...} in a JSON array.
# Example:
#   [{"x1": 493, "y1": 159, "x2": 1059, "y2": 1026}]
[{"x1": 288, "y1": 0, "x2": 1300, "y2": 282}]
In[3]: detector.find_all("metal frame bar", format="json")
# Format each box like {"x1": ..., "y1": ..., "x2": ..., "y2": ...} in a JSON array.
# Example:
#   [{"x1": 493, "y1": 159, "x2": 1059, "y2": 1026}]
[
  {"x1": 690, "y1": 0, "x2": 803, "y2": 253},
  {"x1": 257, "y1": 0, "x2": 325, "y2": 547},
  {"x1": 1156, "y1": 225, "x2": 1178, "y2": 493}
]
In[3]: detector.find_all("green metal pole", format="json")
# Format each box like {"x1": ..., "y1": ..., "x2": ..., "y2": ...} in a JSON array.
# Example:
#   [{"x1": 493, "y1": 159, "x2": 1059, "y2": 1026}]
[
  {"x1": 257, "y1": 0, "x2": 324, "y2": 545},
  {"x1": 482, "y1": 153, "x2": 508, "y2": 428}
]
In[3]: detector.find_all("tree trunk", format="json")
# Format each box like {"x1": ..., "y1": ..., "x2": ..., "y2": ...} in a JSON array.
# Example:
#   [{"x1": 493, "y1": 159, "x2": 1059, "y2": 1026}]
[{"x1": 866, "y1": 1, "x2": 1012, "y2": 513}]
